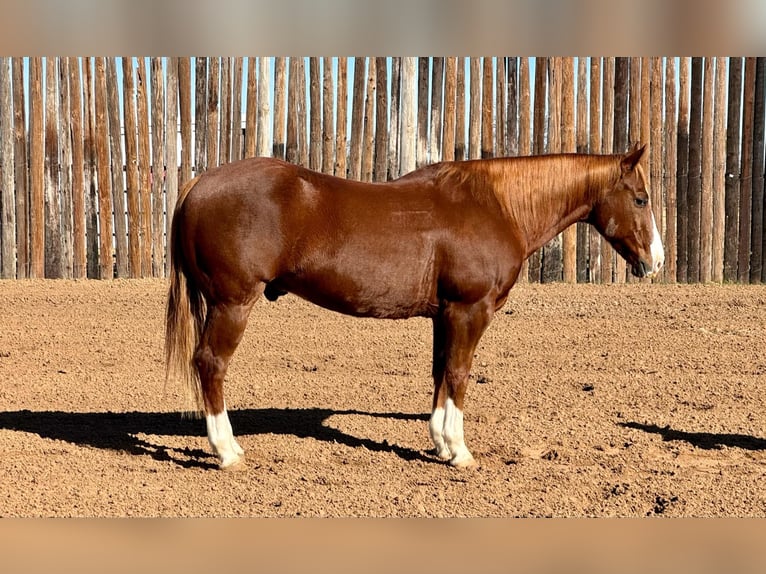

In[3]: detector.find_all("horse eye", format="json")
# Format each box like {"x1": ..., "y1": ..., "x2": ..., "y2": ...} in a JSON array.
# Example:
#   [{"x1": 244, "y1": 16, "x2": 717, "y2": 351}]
[{"x1": 634, "y1": 197, "x2": 648, "y2": 207}]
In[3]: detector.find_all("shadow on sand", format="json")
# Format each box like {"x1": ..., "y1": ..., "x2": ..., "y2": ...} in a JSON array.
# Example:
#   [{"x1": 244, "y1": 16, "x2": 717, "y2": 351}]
[
  {"x1": 0, "y1": 408, "x2": 432, "y2": 470},
  {"x1": 619, "y1": 421, "x2": 766, "y2": 451}
]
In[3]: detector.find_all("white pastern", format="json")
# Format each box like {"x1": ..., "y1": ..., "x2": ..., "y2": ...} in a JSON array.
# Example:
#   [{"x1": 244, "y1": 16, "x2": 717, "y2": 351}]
[
  {"x1": 443, "y1": 398, "x2": 475, "y2": 467},
  {"x1": 206, "y1": 407, "x2": 245, "y2": 468},
  {"x1": 649, "y1": 212, "x2": 665, "y2": 276},
  {"x1": 429, "y1": 406, "x2": 451, "y2": 460}
]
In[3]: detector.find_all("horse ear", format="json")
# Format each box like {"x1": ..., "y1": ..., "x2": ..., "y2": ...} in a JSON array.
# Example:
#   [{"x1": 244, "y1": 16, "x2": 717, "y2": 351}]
[{"x1": 621, "y1": 143, "x2": 646, "y2": 174}]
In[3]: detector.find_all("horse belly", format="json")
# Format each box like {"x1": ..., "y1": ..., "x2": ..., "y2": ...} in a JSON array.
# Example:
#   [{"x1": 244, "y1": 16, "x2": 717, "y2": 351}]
[{"x1": 278, "y1": 241, "x2": 437, "y2": 319}]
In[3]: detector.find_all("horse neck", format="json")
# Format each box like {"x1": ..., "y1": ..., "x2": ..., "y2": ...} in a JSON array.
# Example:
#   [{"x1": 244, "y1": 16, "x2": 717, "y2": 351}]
[{"x1": 490, "y1": 155, "x2": 618, "y2": 258}]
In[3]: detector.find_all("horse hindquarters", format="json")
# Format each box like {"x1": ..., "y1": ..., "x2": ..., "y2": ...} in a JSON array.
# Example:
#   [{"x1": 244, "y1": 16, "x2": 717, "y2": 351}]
[{"x1": 166, "y1": 175, "x2": 263, "y2": 469}]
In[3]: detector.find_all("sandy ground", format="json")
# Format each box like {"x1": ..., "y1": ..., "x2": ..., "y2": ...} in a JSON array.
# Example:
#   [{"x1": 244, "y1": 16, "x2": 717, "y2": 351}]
[{"x1": 0, "y1": 279, "x2": 765, "y2": 517}]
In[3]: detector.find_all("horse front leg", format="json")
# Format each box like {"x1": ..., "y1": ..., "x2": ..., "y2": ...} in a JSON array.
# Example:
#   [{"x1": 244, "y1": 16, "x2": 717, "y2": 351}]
[
  {"x1": 194, "y1": 301, "x2": 253, "y2": 469},
  {"x1": 429, "y1": 299, "x2": 494, "y2": 468}
]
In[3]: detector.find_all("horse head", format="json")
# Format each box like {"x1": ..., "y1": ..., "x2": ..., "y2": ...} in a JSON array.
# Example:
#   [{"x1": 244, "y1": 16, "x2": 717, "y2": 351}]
[{"x1": 589, "y1": 144, "x2": 665, "y2": 278}]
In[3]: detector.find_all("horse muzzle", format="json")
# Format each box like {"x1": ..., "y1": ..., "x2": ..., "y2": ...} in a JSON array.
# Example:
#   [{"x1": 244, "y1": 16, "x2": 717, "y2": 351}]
[{"x1": 632, "y1": 256, "x2": 664, "y2": 279}]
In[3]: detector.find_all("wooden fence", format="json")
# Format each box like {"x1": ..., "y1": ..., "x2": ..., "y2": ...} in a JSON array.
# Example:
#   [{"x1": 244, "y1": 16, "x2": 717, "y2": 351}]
[{"x1": 0, "y1": 57, "x2": 764, "y2": 283}]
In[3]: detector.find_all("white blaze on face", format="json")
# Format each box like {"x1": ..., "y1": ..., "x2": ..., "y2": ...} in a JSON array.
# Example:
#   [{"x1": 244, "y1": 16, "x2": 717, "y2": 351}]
[{"x1": 648, "y1": 210, "x2": 665, "y2": 276}]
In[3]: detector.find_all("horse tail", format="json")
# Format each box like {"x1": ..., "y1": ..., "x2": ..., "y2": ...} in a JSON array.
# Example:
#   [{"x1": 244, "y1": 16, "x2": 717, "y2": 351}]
[{"x1": 165, "y1": 175, "x2": 206, "y2": 415}]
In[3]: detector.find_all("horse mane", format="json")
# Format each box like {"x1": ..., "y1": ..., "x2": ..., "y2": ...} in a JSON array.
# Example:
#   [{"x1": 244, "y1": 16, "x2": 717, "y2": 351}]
[{"x1": 434, "y1": 154, "x2": 625, "y2": 241}]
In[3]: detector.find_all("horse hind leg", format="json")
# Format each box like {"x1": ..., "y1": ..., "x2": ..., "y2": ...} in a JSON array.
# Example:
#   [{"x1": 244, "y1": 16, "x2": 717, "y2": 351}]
[
  {"x1": 194, "y1": 300, "x2": 254, "y2": 469},
  {"x1": 429, "y1": 315, "x2": 452, "y2": 461}
]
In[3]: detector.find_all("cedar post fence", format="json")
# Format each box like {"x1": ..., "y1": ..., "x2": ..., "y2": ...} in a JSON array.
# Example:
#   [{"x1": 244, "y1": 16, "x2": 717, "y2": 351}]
[{"x1": 0, "y1": 57, "x2": 764, "y2": 283}]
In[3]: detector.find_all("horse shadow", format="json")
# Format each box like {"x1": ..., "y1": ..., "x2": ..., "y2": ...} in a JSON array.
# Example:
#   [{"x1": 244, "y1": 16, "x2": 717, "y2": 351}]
[
  {"x1": 0, "y1": 408, "x2": 432, "y2": 470},
  {"x1": 619, "y1": 421, "x2": 766, "y2": 451}
]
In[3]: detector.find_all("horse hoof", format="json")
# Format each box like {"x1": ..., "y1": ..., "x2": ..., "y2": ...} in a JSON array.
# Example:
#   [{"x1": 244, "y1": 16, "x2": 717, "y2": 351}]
[
  {"x1": 434, "y1": 447, "x2": 452, "y2": 461},
  {"x1": 450, "y1": 455, "x2": 479, "y2": 469},
  {"x1": 219, "y1": 454, "x2": 246, "y2": 471}
]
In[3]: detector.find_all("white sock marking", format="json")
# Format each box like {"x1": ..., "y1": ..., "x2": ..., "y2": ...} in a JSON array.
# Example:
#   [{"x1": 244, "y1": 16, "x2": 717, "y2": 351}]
[
  {"x1": 443, "y1": 398, "x2": 474, "y2": 466},
  {"x1": 429, "y1": 406, "x2": 450, "y2": 459},
  {"x1": 206, "y1": 405, "x2": 244, "y2": 468}
]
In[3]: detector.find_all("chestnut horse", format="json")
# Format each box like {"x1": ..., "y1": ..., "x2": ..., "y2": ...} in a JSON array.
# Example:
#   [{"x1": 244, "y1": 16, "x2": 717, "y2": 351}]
[{"x1": 165, "y1": 144, "x2": 664, "y2": 469}]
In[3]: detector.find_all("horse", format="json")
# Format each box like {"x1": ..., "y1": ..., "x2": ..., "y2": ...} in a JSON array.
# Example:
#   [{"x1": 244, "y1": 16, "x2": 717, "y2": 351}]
[{"x1": 165, "y1": 144, "x2": 664, "y2": 470}]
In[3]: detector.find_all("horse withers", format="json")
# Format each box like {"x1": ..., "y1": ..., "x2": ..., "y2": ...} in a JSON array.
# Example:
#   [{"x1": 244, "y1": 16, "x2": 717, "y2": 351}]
[{"x1": 165, "y1": 144, "x2": 664, "y2": 469}]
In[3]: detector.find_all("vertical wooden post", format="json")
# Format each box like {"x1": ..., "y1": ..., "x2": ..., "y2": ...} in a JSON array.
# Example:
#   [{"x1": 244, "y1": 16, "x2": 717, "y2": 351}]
[
  {"x1": 417, "y1": 57, "x2": 429, "y2": 166},
  {"x1": 613, "y1": 57, "x2": 629, "y2": 153},
  {"x1": 322, "y1": 57, "x2": 335, "y2": 175},
  {"x1": 244, "y1": 57, "x2": 257, "y2": 158},
  {"x1": 219, "y1": 57, "x2": 231, "y2": 165},
  {"x1": 122, "y1": 57, "x2": 141, "y2": 277},
  {"x1": 625, "y1": 55, "x2": 641, "y2": 280},
  {"x1": 455, "y1": 58, "x2": 466, "y2": 161},
  {"x1": 687, "y1": 57, "x2": 703, "y2": 283},
  {"x1": 650, "y1": 58, "x2": 664, "y2": 282},
  {"x1": 230, "y1": 57, "x2": 243, "y2": 162},
  {"x1": 165, "y1": 58, "x2": 179, "y2": 277},
  {"x1": 334, "y1": 58, "x2": 348, "y2": 177},
  {"x1": 676, "y1": 58, "x2": 690, "y2": 283},
  {"x1": 58, "y1": 58, "x2": 72, "y2": 279},
  {"x1": 150, "y1": 57, "x2": 165, "y2": 277},
  {"x1": 738, "y1": 58, "x2": 756, "y2": 283},
  {"x1": 723, "y1": 58, "x2": 742, "y2": 282},
  {"x1": 588, "y1": 57, "x2": 602, "y2": 283},
  {"x1": 69, "y1": 58, "x2": 86, "y2": 279},
  {"x1": 481, "y1": 57, "x2": 494, "y2": 159},
  {"x1": 94, "y1": 57, "x2": 112, "y2": 279},
  {"x1": 44, "y1": 57, "x2": 62, "y2": 278},
  {"x1": 256, "y1": 57, "x2": 271, "y2": 158},
  {"x1": 178, "y1": 58, "x2": 193, "y2": 185},
  {"x1": 361, "y1": 58, "x2": 376, "y2": 182},
  {"x1": 505, "y1": 58, "x2": 517, "y2": 157},
  {"x1": 517, "y1": 57, "x2": 531, "y2": 283},
  {"x1": 430, "y1": 57, "x2": 444, "y2": 163},
  {"x1": 664, "y1": 57, "x2": 678, "y2": 283},
  {"x1": 12, "y1": 58, "x2": 27, "y2": 278},
  {"x1": 136, "y1": 58, "x2": 152, "y2": 277},
  {"x1": 83, "y1": 58, "x2": 99, "y2": 279},
  {"x1": 701, "y1": 58, "x2": 715, "y2": 283},
  {"x1": 612, "y1": 58, "x2": 629, "y2": 283},
  {"x1": 442, "y1": 57, "x2": 457, "y2": 163},
  {"x1": 749, "y1": 58, "x2": 765, "y2": 283},
  {"x1": 374, "y1": 57, "x2": 388, "y2": 181},
  {"x1": 286, "y1": 57, "x2": 300, "y2": 165},
  {"x1": 546, "y1": 57, "x2": 564, "y2": 283},
  {"x1": 562, "y1": 57, "x2": 576, "y2": 284},
  {"x1": 347, "y1": 57, "x2": 365, "y2": 179},
  {"x1": 576, "y1": 57, "x2": 589, "y2": 282},
  {"x1": 400, "y1": 57, "x2": 417, "y2": 175},
  {"x1": 495, "y1": 58, "x2": 506, "y2": 156},
  {"x1": 387, "y1": 57, "x2": 401, "y2": 179},
  {"x1": 205, "y1": 57, "x2": 219, "y2": 170},
  {"x1": 29, "y1": 58, "x2": 45, "y2": 278},
  {"x1": 712, "y1": 57, "x2": 727, "y2": 283},
  {"x1": 600, "y1": 57, "x2": 614, "y2": 284},
  {"x1": 542, "y1": 57, "x2": 562, "y2": 284},
  {"x1": 272, "y1": 57, "x2": 286, "y2": 160},
  {"x1": 106, "y1": 58, "x2": 127, "y2": 278},
  {"x1": 0, "y1": 58, "x2": 14, "y2": 278},
  {"x1": 529, "y1": 57, "x2": 548, "y2": 282},
  {"x1": 309, "y1": 57, "x2": 321, "y2": 171},
  {"x1": 469, "y1": 57, "x2": 482, "y2": 160},
  {"x1": 297, "y1": 59, "x2": 308, "y2": 167},
  {"x1": 194, "y1": 57, "x2": 207, "y2": 173}
]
